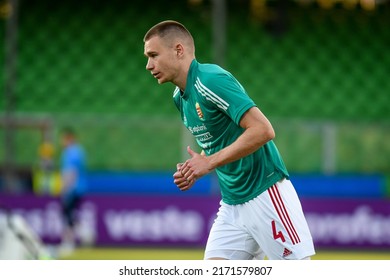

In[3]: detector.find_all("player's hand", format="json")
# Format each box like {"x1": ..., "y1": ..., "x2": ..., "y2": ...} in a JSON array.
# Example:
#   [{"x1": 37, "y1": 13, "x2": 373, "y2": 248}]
[
  {"x1": 179, "y1": 146, "x2": 212, "y2": 183},
  {"x1": 173, "y1": 163, "x2": 196, "y2": 191}
]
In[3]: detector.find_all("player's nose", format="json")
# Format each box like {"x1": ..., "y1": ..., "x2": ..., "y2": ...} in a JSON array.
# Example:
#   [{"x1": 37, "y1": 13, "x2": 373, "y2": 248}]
[{"x1": 146, "y1": 58, "x2": 153, "y2": 71}]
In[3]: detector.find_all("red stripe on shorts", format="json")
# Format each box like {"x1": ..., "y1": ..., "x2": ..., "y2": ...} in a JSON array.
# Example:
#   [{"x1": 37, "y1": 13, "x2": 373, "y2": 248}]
[{"x1": 268, "y1": 184, "x2": 301, "y2": 245}]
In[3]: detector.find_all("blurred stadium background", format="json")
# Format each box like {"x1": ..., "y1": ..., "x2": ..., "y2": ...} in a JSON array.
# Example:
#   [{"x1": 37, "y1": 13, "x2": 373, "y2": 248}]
[{"x1": 0, "y1": 0, "x2": 389, "y2": 260}]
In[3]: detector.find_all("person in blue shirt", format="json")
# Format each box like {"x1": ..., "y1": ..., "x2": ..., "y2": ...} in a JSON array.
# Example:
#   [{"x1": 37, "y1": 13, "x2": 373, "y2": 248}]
[{"x1": 59, "y1": 127, "x2": 87, "y2": 254}]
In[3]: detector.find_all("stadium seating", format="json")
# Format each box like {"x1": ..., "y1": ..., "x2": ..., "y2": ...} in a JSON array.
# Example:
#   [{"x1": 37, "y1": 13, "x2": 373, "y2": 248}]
[{"x1": 0, "y1": 0, "x2": 389, "y2": 174}]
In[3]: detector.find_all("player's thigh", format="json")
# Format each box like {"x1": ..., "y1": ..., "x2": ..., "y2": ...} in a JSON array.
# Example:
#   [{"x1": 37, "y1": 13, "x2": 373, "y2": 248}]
[
  {"x1": 245, "y1": 179, "x2": 315, "y2": 260},
  {"x1": 204, "y1": 203, "x2": 261, "y2": 260}
]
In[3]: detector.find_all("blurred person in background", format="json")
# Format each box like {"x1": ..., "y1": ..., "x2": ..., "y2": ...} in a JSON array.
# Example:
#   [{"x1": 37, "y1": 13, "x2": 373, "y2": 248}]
[
  {"x1": 33, "y1": 141, "x2": 61, "y2": 195},
  {"x1": 143, "y1": 20, "x2": 315, "y2": 260},
  {"x1": 59, "y1": 126, "x2": 87, "y2": 256}
]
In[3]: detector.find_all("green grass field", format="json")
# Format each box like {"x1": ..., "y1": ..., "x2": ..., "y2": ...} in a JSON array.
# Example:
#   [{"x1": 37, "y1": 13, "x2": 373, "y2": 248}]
[{"x1": 59, "y1": 247, "x2": 390, "y2": 260}]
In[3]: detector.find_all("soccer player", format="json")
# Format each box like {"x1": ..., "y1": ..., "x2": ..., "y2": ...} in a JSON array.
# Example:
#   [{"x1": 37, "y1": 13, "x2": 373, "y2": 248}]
[
  {"x1": 143, "y1": 20, "x2": 315, "y2": 260},
  {"x1": 58, "y1": 127, "x2": 87, "y2": 255}
]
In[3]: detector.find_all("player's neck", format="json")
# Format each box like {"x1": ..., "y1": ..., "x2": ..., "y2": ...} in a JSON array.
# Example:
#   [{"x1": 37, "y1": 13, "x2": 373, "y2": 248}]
[{"x1": 174, "y1": 57, "x2": 194, "y2": 91}]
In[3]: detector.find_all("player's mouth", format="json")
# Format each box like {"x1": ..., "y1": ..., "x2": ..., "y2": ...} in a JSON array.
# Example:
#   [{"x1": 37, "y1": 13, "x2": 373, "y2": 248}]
[{"x1": 152, "y1": 72, "x2": 160, "y2": 79}]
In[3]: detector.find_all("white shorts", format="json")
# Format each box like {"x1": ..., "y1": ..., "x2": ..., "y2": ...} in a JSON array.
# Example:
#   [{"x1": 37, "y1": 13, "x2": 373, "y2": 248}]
[{"x1": 204, "y1": 178, "x2": 315, "y2": 260}]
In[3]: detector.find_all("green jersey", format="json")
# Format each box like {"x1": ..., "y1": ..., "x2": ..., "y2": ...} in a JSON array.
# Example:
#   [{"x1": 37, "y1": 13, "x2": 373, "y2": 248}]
[{"x1": 173, "y1": 59, "x2": 289, "y2": 205}]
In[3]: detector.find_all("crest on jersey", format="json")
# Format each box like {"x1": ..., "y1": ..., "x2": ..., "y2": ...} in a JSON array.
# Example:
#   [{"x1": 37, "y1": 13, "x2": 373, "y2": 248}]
[{"x1": 195, "y1": 102, "x2": 204, "y2": 120}]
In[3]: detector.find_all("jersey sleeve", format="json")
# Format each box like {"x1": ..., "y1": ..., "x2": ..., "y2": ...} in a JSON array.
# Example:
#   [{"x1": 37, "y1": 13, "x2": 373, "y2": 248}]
[{"x1": 198, "y1": 72, "x2": 256, "y2": 126}]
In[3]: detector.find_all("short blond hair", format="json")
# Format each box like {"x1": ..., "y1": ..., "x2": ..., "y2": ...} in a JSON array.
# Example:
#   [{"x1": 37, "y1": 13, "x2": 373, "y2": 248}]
[{"x1": 143, "y1": 20, "x2": 194, "y2": 50}]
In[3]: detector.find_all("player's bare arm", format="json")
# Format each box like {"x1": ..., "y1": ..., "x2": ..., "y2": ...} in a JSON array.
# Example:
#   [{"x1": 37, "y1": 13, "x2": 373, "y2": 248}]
[{"x1": 180, "y1": 106, "x2": 275, "y2": 183}]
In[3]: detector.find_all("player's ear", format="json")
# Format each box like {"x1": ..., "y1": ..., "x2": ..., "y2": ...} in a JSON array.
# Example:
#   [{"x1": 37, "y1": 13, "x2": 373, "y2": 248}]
[{"x1": 175, "y1": 43, "x2": 185, "y2": 57}]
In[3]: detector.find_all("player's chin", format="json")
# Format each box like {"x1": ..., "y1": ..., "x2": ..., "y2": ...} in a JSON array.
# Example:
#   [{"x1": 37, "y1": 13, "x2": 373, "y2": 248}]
[
  {"x1": 157, "y1": 78, "x2": 167, "y2": 85},
  {"x1": 156, "y1": 76, "x2": 169, "y2": 84}
]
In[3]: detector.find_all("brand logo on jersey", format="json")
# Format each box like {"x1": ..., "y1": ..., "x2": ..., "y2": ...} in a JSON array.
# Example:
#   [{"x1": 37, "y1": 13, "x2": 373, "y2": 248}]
[
  {"x1": 195, "y1": 102, "x2": 204, "y2": 120},
  {"x1": 283, "y1": 248, "x2": 292, "y2": 258}
]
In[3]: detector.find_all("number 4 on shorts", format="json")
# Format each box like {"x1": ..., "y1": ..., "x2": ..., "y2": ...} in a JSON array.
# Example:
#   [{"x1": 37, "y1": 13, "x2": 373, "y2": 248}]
[{"x1": 272, "y1": 220, "x2": 286, "y2": 242}]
